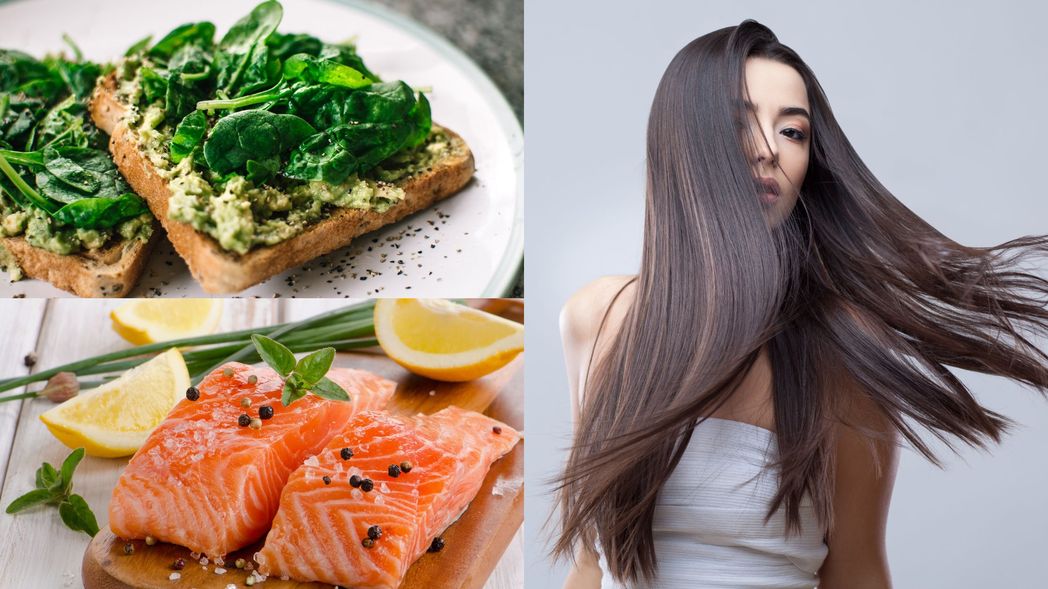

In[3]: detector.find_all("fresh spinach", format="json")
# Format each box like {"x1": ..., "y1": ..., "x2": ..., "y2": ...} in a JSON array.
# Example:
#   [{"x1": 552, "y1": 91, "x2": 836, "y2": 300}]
[
  {"x1": 202, "y1": 109, "x2": 315, "y2": 175},
  {"x1": 170, "y1": 110, "x2": 207, "y2": 163},
  {"x1": 148, "y1": 22, "x2": 216, "y2": 60},
  {"x1": 214, "y1": 0, "x2": 283, "y2": 97},
  {"x1": 282, "y1": 54, "x2": 371, "y2": 89},
  {"x1": 52, "y1": 192, "x2": 148, "y2": 229}
]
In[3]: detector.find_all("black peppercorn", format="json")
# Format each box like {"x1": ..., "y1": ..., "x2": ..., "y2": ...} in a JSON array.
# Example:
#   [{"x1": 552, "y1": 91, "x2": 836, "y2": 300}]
[
  {"x1": 322, "y1": 476, "x2": 331, "y2": 485},
  {"x1": 349, "y1": 475, "x2": 362, "y2": 488},
  {"x1": 387, "y1": 464, "x2": 401, "y2": 478},
  {"x1": 367, "y1": 525, "x2": 382, "y2": 540},
  {"x1": 340, "y1": 447, "x2": 353, "y2": 460},
  {"x1": 185, "y1": 386, "x2": 200, "y2": 401},
  {"x1": 173, "y1": 558, "x2": 185, "y2": 570},
  {"x1": 258, "y1": 405, "x2": 274, "y2": 420},
  {"x1": 360, "y1": 478, "x2": 374, "y2": 492},
  {"x1": 123, "y1": 542, "x2": 134, "y2": 555},
  {"x1": 238, "y1": 414, "x2": 251, "y2": 427},
  {"x1": 399, "y1": 461, "x2": 413, "y2": 473},
  {"x1": 492, "y1": 426, "x2": 502, "y2": 435},
  {"x1": 428, "y1": 537, "x2": 445, "y2": 553}
]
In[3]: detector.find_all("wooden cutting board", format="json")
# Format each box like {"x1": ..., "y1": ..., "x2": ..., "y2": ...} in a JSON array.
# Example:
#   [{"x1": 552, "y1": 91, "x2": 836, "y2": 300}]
[{"x1": 82, "y1": 351, "x2": 524, "y2": 589}]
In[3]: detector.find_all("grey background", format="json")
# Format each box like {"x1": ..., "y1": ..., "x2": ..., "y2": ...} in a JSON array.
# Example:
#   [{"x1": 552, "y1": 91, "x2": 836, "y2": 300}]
[
  {"x1": 524, "y1": 1, "x2": 1048, "y2": 588},
  {"x1": 373, "y1": 0, "x2": 524, "y2": 295}
]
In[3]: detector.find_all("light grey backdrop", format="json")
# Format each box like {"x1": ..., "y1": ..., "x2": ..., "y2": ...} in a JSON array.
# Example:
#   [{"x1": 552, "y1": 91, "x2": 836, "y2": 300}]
[{"x1": 524, "y1": 1, "x2": 1048, "y2": 588}]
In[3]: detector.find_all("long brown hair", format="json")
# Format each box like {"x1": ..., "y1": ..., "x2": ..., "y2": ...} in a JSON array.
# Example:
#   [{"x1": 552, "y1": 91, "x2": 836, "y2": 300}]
[{"x1": 554, "y1": 20, "x2": 1048, "y2": 583}]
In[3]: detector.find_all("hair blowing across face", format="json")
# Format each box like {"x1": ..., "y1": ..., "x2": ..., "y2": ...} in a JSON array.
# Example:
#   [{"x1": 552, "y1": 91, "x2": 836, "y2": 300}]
[{"x1": 553, "y1": 19, "x2": 1048, "y2": 584}]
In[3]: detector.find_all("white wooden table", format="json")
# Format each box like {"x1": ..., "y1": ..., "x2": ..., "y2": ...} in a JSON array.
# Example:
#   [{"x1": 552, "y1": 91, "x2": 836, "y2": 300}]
[{"x1": 0, "y1": 299, "x2": 522, "y2": 588}]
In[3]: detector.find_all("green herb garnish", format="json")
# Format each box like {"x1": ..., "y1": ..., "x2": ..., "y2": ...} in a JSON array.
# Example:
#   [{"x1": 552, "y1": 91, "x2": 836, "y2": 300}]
[
  {"x1": 250, "y1": 334, "x2": 350, "y2": 406},
  {"x1": 5, "y1": 448, "x2": 100, "y2": 537}
]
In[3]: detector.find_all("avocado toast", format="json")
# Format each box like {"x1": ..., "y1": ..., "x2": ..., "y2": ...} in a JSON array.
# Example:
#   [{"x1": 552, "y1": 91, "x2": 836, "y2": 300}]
[
  {"x1": 89, "y1": 1, "x2": 475, "y2": 294},
  {"x1": 0, "y1": 45, "x2": 158, "y2": 297}
]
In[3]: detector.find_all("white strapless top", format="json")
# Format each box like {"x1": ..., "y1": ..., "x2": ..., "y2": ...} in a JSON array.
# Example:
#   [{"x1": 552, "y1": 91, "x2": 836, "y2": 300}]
[{"x1": 597, "y1": 417, "x2": 828, "y2": 589}]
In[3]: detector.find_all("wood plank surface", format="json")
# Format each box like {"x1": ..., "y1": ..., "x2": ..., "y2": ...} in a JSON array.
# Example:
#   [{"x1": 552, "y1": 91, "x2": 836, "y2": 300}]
[{"x1": 0, "y1": 299, "x2": 522, "y2": 588}]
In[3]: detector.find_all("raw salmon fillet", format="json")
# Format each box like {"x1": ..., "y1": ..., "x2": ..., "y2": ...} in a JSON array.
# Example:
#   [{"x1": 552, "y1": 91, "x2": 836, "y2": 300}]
[
  {"x1": 255, "y1": 406, "x2": 522, "y2": 588},
  {"x1": 109, "y1": 362, "x2": 395, "y2": 558}
]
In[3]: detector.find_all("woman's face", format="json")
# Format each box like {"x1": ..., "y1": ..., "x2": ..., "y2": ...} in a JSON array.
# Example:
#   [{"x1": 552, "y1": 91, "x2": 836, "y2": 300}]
[{"x1": 740, "y1": 57, "x2": 811, "y2": 225}]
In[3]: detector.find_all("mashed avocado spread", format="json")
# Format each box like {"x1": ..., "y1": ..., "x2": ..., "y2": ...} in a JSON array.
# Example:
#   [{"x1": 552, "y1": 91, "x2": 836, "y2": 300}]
[
  {"x1": 121, "y1": 62, "x2": 454, "y2": 256},
  {"x1": 0, "y1": 196, "x2": 152, "y2": 259}
]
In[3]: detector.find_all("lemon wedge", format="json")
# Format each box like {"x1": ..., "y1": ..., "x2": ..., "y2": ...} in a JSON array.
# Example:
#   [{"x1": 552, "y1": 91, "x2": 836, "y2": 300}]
[
  {"x1": 374, "y1": 299, "x2": 524, "y2": 382},
  {"x1": 110, "y1": 299, "x2": 223, "y2": 345},
  {"x1": 39, "y1": 348, "x2": 189, "y2": 458}
]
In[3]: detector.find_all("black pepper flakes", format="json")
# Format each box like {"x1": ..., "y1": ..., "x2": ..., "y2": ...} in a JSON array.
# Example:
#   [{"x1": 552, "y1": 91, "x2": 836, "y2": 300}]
[
  {"x1": 238, "y1": 414, "x2": 251, "y2": 427},
  {"x1": 399, "y1": 461, "x2": 413, "y2": 473},
  {"x1": 367, "y1": 525, "x2": 382, "y2": 540},
  {"x1": 492, "y1": 426, "x2": 503, "y2": 435},
  {"x1": 173, "y1": 558, "x2": 185, "y2": 570},
  {"x1": 259, "y1": 405, "x2": 274, "y2": 420},
  {"x1": 185, "y1": 386, "x2": 200, "y2": 401},
  {"x1": 322, "y1": 476, "x2": 331, "y2": 485},
  {"x1": 387, "y1": 464, "x2": 401, "y2": 478},
  {"x1": 360, "y1": 478, "x2": 374, "y2": 492},
  {"x1": 123, "y1": 542, "x2": 134, "y2": 555},
  {"x1": 340, "y1": 447, "x2": 353, "y2": 460},
  {"x1": 428, "y1": 537, "x2": 445, "y2": 553},
  {"x1": 349, "y1": 475, "x2": 362, "y2": 488}
]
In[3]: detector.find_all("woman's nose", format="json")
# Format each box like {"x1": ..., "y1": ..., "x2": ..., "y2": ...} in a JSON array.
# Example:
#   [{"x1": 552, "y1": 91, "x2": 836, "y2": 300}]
[{"x1": 751, "y1": 124, "x2": 777, "y2": 167}]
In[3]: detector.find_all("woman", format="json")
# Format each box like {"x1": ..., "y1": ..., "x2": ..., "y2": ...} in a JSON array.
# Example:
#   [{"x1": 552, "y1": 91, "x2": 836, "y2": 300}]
[{"x1": 553, "y1": 20, "x2": 1048, "y2": 589}]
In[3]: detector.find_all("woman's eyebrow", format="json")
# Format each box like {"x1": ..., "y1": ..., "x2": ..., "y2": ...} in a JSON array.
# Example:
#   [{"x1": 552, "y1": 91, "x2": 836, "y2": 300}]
[{"x1": 741, "y1": 100, "x2": 811, "y2": 121}]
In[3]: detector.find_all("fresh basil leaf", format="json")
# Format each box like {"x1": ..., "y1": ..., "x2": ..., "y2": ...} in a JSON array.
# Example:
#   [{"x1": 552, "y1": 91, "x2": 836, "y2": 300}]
[
  {"x1": 58, "y1": 447, "x2": 84, "y2": 496},
  {"x1": 251, "y1": 334, "x2": 296, "y2": 377},
  {"x1": 58, "y1": 494, "x2": 99, "y2": 537},
  {"x1": 5, "y1": 489, "x2": 55, "y2": 514},
  {"x1": 310, "y1": 376, "x2": 349, "y2": 402},
  {"x1": 35, "y1": 462, "x2": 58, "y2": 490},
  {"x1": 281, "y1": 373, "x2": 308, "y2": 407},
  {"x1": 295, "y1": 347, "x2": 334, "y2": 386},
  {"x1": 170, "y1": 110, "x2": 207, "y2": 164}
]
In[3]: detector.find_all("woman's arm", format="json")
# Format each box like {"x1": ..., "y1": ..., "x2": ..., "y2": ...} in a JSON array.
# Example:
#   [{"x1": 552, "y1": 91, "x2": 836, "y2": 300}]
[
  {"x1": 817, "y1": 394, "x2": 900, "y2": 589},
  {"x1": 557, "y1": 275, "x2": 636, "y2": 589}
]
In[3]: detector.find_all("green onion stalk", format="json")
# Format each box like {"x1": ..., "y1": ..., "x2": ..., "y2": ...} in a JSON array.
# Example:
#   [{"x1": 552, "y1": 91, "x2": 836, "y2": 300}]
[{"x1": 0, "y1": 301, "x2": 379, "y2": 404}]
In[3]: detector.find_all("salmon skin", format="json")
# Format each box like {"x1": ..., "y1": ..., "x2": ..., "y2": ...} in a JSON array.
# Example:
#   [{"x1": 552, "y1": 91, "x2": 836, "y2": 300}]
[
  {"x1": 109, "y1": 362, "x2": 395, "y2": 558},
  {"x1": 256, "y1": 406, "x2": 522, "y2": 588}
]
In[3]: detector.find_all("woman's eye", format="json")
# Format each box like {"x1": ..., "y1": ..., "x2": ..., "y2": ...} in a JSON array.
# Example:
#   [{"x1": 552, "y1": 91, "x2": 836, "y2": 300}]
[{"x1": 782, "y1": 127, "x2": 807, "y2": 141}]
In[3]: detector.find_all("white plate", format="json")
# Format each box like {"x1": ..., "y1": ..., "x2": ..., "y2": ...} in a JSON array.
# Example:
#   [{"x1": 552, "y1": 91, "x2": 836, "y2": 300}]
[{"x1": 0, "y1": 0, "x2": 523, "y2": 297}]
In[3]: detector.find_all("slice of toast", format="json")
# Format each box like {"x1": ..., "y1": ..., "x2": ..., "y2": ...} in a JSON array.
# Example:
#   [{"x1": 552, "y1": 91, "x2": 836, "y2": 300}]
[
  {"x1": 1, "y1": 230, "x2": 158, "y2": 297},
  {"x1": 90, "y1": 73, "x2": 475, "y2": 294}
]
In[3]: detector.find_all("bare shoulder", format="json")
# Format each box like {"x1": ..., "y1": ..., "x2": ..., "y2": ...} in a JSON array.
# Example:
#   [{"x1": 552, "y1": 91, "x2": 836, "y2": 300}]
[
  {"x1": 559, "y1": 275, "x2": 638, "y2": 418},
  {"x1": 559, "y1": 275, "x2": 637, "y2": 348}
]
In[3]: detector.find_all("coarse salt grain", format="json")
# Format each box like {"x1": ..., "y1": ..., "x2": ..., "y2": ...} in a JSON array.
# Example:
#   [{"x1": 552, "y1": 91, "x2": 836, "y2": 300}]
[
  {"x1": 168, "y1": 572, "x2": 181, "y2": 581},
  {"x1": 200, "y1": 557, "x2": 209, "y2": 565},
  {"x1": 215, "y1": 567, "x2": 227, "y2": 574}
]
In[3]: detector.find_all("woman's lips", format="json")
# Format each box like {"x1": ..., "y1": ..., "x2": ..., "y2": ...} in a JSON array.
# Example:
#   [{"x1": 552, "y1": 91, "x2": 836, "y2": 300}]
[{"x1": 756, "y1": 177, "x2": 780, "y2": 205}]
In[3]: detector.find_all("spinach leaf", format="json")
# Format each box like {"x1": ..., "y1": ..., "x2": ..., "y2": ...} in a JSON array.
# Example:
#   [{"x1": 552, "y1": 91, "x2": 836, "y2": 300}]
[
  {"x1": 245, "y1": 156, "x2": 279, "y2": 184},
  {"x1": 202, "y1": 109, "x2": 314, "y2": 175},
  {"x1": 289, "y1": 81, "x2": 417, "y2": 129},
  {"x1": 36, "y1": 146, "x2": 131, "y2": 203},
  {"x1": 266, "y1": 32, "x2": 322, "y2": 61},
  {"x1": 55, "y1": 60, "x2": 101, "y2": 100},
  {"x1": 140, "y1": 66, "x2": 167, "y2": 105},
  {"x1": 284, "y1": 121, "x2": 411, "y2": 183},
  {"x1": 170, "y1": 110, "x2": 207, "y2": 164},
  {"x1": 124, "y1": 35, "x2": 153, "y2": 57},
  {"x1": 148, "y1": 22, "x2": 216, "y2": 60},
  {"x1": 0, "y1": 94, "x2": 48, "y2": 148},
  {"x1": 52, "y1": 192, "x2": 148, "y2": 229},
  {"x1": 319, "y1": 43, "x2": 380, "y2": 83},
  {"x1": 214, "y1": 0, "x2": 283, "y2": 97},
  {"x1": 0, "y1": 50, "x2": 53, "y2": 94},
  {"x1": 283, "y1": 54, "x2": 370, "y2": 89}
]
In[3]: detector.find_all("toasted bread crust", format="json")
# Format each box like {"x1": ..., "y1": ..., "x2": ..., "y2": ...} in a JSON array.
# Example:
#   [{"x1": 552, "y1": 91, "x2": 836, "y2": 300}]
[
  {"x1": 1, "y1": 231, "x2": 158, "y2": 297},
  {"x1": 90, "y1": 73, "x2": 475, "y2": 294}
]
